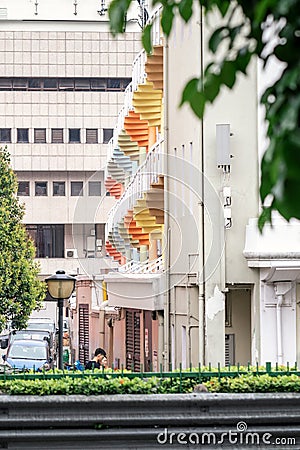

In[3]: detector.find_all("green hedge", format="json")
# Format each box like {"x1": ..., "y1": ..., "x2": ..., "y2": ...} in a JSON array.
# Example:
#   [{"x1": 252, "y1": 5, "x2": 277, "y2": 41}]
[
  {"x1": 0, "y1": 376, "x2": 196, "y2": 395},
  {"x1": 206, "y1": 373, "x2": 300, "y2": 393},
  {"x1": 0, "y1": 373, "x2": 300, "y2": 395}
]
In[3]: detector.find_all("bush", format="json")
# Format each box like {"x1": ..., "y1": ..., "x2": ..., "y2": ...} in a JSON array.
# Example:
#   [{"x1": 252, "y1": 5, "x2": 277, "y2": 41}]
[
  {"x1": 0, "y1": 373, "x2": 299, "y2": 395},
  {"x1": 205, "y1": 374, "x2": 300, "y2": 393}
]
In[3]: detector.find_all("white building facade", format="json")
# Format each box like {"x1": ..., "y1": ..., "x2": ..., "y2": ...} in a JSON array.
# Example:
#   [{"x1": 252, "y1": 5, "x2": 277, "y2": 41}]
[{"x1": 103, "y1": 6, "x2": 300, "y2": 370}]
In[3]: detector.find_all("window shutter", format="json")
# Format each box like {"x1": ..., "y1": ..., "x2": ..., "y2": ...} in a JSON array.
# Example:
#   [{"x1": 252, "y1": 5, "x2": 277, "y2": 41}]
[
  {"x1": 86, "y1": 129, "x2": 98, "y2": 144},
  {"x1": 225, "y1": 334, "x2": 235, "y2": 366},
  {"x1": 126, "y1": 310, "x2": 141, "y2": 371},
  {"x1": 51, "y1": 128, "x2": 64, "y2": 143},
  {"x1": 78, "y1": 304, "x2": 89, "y2": 365},
  {"x1": 34, "y1": 128, "x2": 46, "y2": 143}
]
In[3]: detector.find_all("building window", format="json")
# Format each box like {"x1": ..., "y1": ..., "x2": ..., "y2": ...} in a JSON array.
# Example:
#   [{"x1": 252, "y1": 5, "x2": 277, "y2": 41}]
[
  {"x1": 0, "y1": 79, "x2": 12, "y2": 89},
  {"x1": 28, "y1": 78, "x2": 41, "y2": 90},
  {"x1": 86, "y1": 129, "x2": 98, "y2": 144},
  {"x1": 26, "y1": 224, "x2": 64, "y2": 258},
  {"x1": 13, "y1": 79, "x2": 27, "y2": 90},
  {"x1": 103, "y1": 128, "x2": 113, "y2": 144},
  {"x1": 51, "y1": 128, "x2": 64, "y2": 144},
  {"x1": 59, "y1": 79, "x2": 75, "y2": 90},
  {"x1": 17, "y1": 128, "x2": 29, "y2": 143},
  {"x1": 71, "y1": 181, "x2": 83, "y2": 196},
  {"x1": 17, "y1": 181, "x2": 30, "y2": 196},
  {"x1": 88, "y1": 181, "x2": 101, "y2": 196},
  {"x1": 35, "y1": 181, "x2": 47, "y2": 196},
  {"x1": 75, "y1": 79, "x2": 90, "y2": 90},
  {"x1": 91, "y1": 79, "x2": 106, "y2": 90},
  {"x1": 107, "y1": 78, "x2": 121, "y2": 90},
  {"x1": 0, "y1": 128, "x2": 11, "y2": 143},
  {"x1": 43, "y1": 78, "x2": 58, "y2": 90},
  {"x1": 34, "y1": 128, "x2": 46, "y2": 144},
  {"x1": 69, "y1": 129, "x2": 80, "y2": 143},
  {"x1": 53, "y1": 181, "x2": 65, "y2": 196}
]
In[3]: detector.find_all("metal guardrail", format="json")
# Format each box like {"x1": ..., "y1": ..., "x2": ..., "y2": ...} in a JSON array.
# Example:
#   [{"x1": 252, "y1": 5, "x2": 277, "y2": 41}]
[{"x1": 0, "y1": 393, "x2": 299, "y2": 449}]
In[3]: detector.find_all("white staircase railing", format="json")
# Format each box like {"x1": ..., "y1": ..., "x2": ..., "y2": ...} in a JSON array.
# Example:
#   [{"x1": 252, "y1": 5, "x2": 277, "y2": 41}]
[
  {"x1": 106, "y1": 138, "x2": 164, "y2": 236},
  {"x1": 119, "y1": 256, "x2": 164, "y2": 273},
  {"x1": 132, "y1": 50, "x2": 147, "y2": 92},
  {"x1": 148, "y1": 6, "x2": 163, "y2": 46}
]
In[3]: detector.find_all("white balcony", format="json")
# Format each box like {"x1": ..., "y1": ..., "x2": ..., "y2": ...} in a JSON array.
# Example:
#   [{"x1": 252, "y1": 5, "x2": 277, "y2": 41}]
[
  {"x1": 104, "y1": 270, "x2": 164, "y2": 311},
  {"x1": 244, "y1": 217, "x2": 300, "y2": 282}
]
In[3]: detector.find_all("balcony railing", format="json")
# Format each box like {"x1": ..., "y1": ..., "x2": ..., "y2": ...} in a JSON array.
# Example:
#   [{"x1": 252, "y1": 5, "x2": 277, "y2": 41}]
[
  {"x1": 147, "y1": 6, "x2": 163, "y2": 46},
  {"x1": 132, "y1": 50, "x2": 147, "y2": 92},
  {"x1": 105, "y1": 138, "x2": 164, "y2": 237},
  {"x1": 118, "y1": 255, "x2": 164, "y2": 274}
]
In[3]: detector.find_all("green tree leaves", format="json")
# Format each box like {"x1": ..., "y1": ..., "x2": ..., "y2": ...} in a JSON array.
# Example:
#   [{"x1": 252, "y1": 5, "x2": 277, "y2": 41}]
[
  {"x1": 108, "y1": 0, "x2": 133, "y2": 35},
  {"x1": 181, "y1": 78, "x2": 205, "y2": 118},
  {"x1": 141, "y1": 24, "x2": 153, "y2": 54},
  {"x1": 0, "y1": 147, "x2": 46, "y2": 332}
]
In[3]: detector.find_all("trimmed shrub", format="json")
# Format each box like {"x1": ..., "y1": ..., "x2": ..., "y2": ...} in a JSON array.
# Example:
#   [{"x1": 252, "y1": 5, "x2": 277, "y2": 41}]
[{"x1": 0, "y1": 373, "x2": 300, "y2": 395}]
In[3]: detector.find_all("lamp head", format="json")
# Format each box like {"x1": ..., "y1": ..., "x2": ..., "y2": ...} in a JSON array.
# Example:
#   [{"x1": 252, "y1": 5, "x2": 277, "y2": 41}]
[{"x1": 45, "y1": 270, "x2": 76, "y2": 299}]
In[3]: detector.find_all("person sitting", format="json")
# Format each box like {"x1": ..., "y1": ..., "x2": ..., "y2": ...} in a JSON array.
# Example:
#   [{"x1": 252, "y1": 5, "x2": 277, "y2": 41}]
[{"x1": 85, "y1": 348, "x2": 107, "y2": 370}]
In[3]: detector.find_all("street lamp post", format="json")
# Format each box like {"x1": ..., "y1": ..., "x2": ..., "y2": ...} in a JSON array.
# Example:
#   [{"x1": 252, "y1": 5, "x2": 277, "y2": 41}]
[{"x1": 45, "y1": 270, "x2": 76, "y2": 370}]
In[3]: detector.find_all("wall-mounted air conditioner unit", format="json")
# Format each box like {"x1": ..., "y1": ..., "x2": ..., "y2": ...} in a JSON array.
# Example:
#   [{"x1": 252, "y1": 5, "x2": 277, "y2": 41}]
[{"x1": 65, "y1": 248, "x2": 78, "y2": 258}]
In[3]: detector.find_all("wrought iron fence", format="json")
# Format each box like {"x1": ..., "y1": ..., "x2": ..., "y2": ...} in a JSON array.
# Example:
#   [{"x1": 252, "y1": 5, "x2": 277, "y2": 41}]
[{"x1": 0, "y1": 361, "x2": 299, "y2": 382}]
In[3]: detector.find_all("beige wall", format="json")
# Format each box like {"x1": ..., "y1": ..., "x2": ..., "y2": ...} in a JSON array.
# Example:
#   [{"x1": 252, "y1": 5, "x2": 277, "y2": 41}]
[{"x1": 166, "y1": 8, "x2": 259, "y2": 366}]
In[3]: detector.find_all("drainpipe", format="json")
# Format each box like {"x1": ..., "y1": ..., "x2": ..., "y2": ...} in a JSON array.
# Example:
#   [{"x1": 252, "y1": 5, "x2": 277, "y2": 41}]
[
  {"x1": 163, "y1": 35, "x2": 170, "y2": 371},
  {"x1": 273, "y1": 282, "x2": 292, "y2": 366},
  {"x1": 276, "y1": 294, "x2": 283, "y2": 365},
  {"x1": 198, "y1": 3, "x2": 206, "y2": 365}
]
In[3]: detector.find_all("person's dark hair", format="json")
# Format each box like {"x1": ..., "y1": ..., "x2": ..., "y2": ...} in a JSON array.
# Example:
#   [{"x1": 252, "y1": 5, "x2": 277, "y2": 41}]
[{"x1": 94, "y1": 347, "x2": 106, "y2": 357}]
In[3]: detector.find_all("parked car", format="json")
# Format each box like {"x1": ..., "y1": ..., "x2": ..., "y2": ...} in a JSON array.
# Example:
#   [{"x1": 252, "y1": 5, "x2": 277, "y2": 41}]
[
  {"x1": 26, "y1": 318, "x2": 56, "y2": 334},
  {"x1": 3, "y1": 338, "x2": 54, "y2": 371},
  {"x1": 9, "y1": 330, "x2": 57, "y2": 360},
  {"x1": 10, "y1": 329, "x2": 51, "y2": 343}
]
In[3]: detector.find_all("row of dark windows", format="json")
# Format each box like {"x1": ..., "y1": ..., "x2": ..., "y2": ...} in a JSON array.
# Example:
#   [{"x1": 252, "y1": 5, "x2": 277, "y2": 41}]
[
  {"x1": 18, "y1": 181, "x2": 101, "y2": 197},
  {"x1": 0, "y1": 77, "x2": 131, "y2": 92},
  {"x1": 0, "y1": 128, "x2": 113, "y2": 144}
]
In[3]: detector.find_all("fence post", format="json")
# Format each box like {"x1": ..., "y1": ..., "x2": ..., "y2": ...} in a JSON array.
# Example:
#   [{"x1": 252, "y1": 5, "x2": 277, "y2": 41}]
[{"x1": 266, "y1": 362, "x2": 272, "y2": 374}]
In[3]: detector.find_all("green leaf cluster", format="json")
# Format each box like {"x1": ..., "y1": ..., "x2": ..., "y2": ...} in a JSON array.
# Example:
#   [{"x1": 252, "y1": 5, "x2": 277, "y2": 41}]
[
  {"x1": 0, "y1": 147, "x2": 46, "y2": 332},
  {"x1": 206, "y1": 373, "x2": 300, "y2": 393},
  {"x1": 108, "y1": 0, "x2": 300, "y2": 227},
  {"x1": 0, "y1": 373, "x2": 300, "y2": 395}
]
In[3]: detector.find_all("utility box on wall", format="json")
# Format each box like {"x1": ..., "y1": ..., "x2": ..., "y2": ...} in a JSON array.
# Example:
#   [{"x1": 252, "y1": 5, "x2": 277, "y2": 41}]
[{"x1": 216, "y1": 124, "x2": 231, "y2": 168}]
